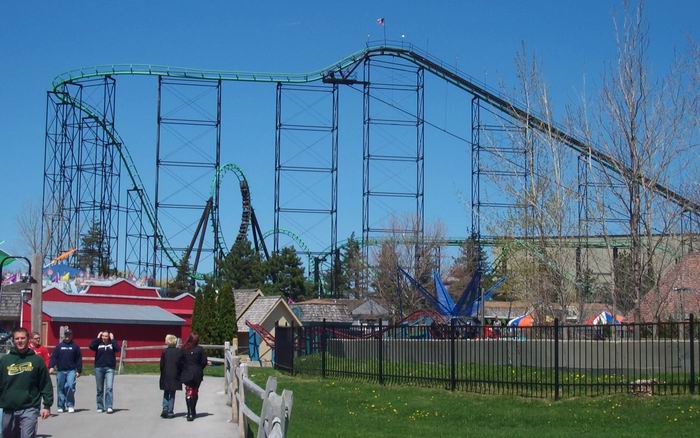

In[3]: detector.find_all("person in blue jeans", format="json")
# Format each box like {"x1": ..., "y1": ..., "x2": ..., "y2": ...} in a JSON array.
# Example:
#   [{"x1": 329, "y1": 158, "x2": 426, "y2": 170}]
[
  {"x1": 48, "y1": 329, "x2": 82, "y2": 413},
  {"x1": 89, "y1": 331, "x2": 120, "y2": 414}
]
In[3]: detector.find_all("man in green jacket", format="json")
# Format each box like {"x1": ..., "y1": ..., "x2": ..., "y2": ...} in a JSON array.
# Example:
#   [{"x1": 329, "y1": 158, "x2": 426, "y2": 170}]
[{"x1": 0, "y1": 327, "x2": 53, "y2": 438}]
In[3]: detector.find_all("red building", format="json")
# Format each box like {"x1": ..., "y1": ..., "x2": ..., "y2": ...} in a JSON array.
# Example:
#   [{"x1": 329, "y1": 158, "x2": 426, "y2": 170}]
[{"x1": 21, "y1": 280, "x2": 194, "y2": 360}]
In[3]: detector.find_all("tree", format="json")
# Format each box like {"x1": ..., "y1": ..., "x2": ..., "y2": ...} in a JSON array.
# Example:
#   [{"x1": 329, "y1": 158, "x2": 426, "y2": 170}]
[
  {"x1": 167, "y1": 258, "x2": 193, "y2": 296},
  {"x1": 338, "y1": 233, "x2": 364, "y2": 298},
  {"x1": 586, "y1": 1, "x2": 697, "y2": 321},
  {"x1": 77, "y1": 222, "x2": 110, "y2": 275},
  {"x1": 190, "y1": 289, "x2": 206, "y2": 341},
  {"x1": 485, "y1": 45, "x2": 581, "y2": 321},
  {"x1": 446, "y1": 236, "x2": 490, "y2": 302},
  {"x1": 371, "y1": 216, "x2": 445, "y2": 317},
  {"x1": 611, "y1": 250, "x2": 655, "y2": 316},
  {"x1": 16, "y1": 201, "x2": 53, "y2": 255},
  {"x1": 218, "y1": 238, "x2": 266, "y2": 290},
  {"x1": 264, "y1": 246, "x2": 307, "y2": 301},
  {"x1": 214, "y1": 282, "x2": 237, "y2": 346}
]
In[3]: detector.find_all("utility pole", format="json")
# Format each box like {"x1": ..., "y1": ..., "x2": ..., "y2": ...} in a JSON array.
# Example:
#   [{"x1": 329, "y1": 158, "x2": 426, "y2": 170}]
[{"x1": 31, "y1": 253, "x2": 43, "y2": 333}]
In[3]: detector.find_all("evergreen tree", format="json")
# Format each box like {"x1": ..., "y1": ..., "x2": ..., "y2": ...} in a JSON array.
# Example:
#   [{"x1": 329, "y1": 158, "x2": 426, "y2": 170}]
[
  {"x1": 218, "y1": 238, "x2": 266, "y2": 289},
  {"x1": 329, "y1": 233, "x2": 364, "y2": 298},
  {"x1": 167, "y1": 257, "x2": 193, "y2": 297},
  {"x1": 264, "y1": 246, "x2": 307, "y2": 301},
  {"x1": 77, "y1": 222, "x2": 111, "y2": 275},
  {"x1": 446, "y1": 237, "x2": 489, "y2": 301},
  {"x1": 190, "y1": 289, "x2": 206, "y2": 340},
  {"x1": 215, "y1": 282, "x2": 237, "y2": 345},
  {"x1": 191, "y1": 281, "x2": 218, "y2": 344}
]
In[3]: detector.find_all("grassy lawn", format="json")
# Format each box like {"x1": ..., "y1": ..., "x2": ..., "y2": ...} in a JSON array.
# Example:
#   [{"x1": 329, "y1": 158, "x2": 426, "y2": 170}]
[{"x1": 244, "y1": 368, "x2": 700, "y2": 437}]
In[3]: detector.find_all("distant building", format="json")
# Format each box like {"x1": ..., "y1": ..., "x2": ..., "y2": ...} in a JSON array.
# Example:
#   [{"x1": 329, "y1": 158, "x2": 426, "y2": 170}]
[
  {"x1": 233, "y1": 289, "x2": 301, "y2": 365},
  {"x1": 21, "y1": 280, "x2": 194, "y2": 360},
  {"x1": 637, "y1": 252, "x2": 700, "y2": 322},
  {"x1": 291, "y1": 299, "x2": 353, "y2": 326},
  {"x1": 0, "y1": 281, "x2": 32, "y2": 331}
]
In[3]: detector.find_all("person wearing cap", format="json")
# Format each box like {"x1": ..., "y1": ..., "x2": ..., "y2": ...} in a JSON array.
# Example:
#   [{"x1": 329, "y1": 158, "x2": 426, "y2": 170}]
[{"x1": 48, "y1": 329, "x2": 82, "y2": 413}]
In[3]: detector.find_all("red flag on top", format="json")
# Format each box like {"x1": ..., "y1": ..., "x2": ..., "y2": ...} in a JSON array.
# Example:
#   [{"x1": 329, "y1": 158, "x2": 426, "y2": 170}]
[{"x1": 376, "y1": 18, "x2": 385, "y2": 25}]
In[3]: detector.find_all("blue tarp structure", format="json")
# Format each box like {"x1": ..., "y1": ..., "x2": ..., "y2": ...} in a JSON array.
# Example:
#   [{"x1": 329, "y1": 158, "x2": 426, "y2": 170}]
[{"x1": 398, "y1": 266, "x2": 505, "y2": 318}]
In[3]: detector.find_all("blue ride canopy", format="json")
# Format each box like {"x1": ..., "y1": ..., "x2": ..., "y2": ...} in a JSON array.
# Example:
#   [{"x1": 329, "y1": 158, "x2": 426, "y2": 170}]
[{"x1": 399, "y1": 266, "x2": 503, "y2": 318}]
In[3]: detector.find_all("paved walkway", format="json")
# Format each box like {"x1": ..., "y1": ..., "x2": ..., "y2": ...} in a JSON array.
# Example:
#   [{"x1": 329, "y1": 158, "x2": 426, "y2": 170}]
[{"x1": 37, "y1": 374, "x2": 237, "y2": 438}]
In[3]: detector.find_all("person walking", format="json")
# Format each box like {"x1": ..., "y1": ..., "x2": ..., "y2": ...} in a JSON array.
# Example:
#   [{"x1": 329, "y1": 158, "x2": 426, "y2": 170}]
[
  {"x1": 28, "y1": 333, "x2": 49, "y2": 368},
  {"x1": 48, "y1": 329, "x2": 82, "y2": 413},
  {"x1": 0, "y1": 327, "x2": 53, "y2": 438},
  {"x1": 179, "y1": 333, "x2": 207, "y2": 421},
  {"x1": 159, "y1": 335, "x2": 183, "y2": 419},
  {"x1": 89, "y1": 331, "x2": 120, "y2": 414}
]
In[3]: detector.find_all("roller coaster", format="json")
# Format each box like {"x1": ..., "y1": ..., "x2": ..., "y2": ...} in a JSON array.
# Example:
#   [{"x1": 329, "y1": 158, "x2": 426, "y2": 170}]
[{"x1": 42, "y1": 41, "x2": 700, "y2": 289}]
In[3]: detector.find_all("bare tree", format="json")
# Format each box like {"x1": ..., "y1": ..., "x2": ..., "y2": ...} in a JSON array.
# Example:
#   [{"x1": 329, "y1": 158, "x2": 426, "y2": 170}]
[
  {"x1": 16, "y1": 201, "x2": 53, "y2": 256},
  {"x1": 586, "y1": 1, "x2": 699, "y2": 321},
  {"x1": 484, "y1": 46, "x2": 582, "y2": 322},
  {"x1": 371, "y1": 216, "x2": 446, "y2": 317}
]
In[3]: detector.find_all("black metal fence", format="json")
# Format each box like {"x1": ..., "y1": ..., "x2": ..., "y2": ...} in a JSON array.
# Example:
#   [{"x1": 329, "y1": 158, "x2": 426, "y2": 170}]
[{"x1": 287, "y1": 315, "x2": 700, "y2": 399}]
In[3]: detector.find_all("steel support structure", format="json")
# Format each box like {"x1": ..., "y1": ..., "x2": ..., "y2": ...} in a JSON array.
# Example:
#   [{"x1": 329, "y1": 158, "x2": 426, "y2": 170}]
[
  {"x1": 274, "y1": 82, "x2": 339, "y2": 294},
  {"x1": 470, "y1": 96, "x2": 530, "y2": 269},
  {"x1": 153, "y1": 77, "x2": 221, "y2": 281},
  {"x1": 362, "y1": 57, "x2": 425, "y2": 287},
  {"x1": 124, "y1": 188, "x2": 151, "y2": 277},
  {"x1": 42, "y1": 77, "x2": 120, "y2": 273},
  {"x1": 576, "y1": 154, "x2": 631, "y2": 284}
]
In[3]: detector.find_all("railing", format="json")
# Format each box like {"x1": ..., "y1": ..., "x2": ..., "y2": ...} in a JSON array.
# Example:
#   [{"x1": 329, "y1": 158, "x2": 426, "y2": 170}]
[
  {"x1": 291, "y1": 316, "x2": 700, "y2": 399},
  {"x1": 224, "y1": 343, "x2": 294, "y2": 438},
  {"x1": 115, "y1": 342, "x2": 229, "y2": 372}
]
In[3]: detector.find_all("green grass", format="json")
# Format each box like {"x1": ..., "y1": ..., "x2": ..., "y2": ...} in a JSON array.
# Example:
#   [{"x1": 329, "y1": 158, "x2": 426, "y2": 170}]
[
  {"x1": 296, "y1": 354, "x2": 696, "y2": 397},
  {"x1": 244, "y1": 368, "x2": 700, "y2": 437},
  {"x1": 80, "y1": 362, "x2": 225, "y2": 377}
]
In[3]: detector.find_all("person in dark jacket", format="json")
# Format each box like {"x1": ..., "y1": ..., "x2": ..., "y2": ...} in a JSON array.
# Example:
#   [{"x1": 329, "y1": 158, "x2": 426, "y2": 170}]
[
  {"x1": 180, "y1": 333, "x2": 207, "y2": 421},
  {"x1": 0, "y1": 327, "x2": 53, "y2": 438},
  {"x1": 48, "y1": 329, "x2": 82, "y2": 413},
  {"x1": 159, "y1": 335, "x2": 183, "y2": 419},
  {"x1": 89, "y1": 331, "x2": 120, "y2": 413}
]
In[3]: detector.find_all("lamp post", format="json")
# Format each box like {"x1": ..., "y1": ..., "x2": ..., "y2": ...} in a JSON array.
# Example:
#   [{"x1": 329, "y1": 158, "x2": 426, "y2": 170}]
[{"x1": 0, "y1": 255, "x2": 37, "y2": 288}]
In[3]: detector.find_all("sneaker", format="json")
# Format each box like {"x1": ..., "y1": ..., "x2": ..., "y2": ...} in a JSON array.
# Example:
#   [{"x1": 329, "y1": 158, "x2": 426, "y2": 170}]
[
  {"x1": 96, "y1": 409, "x2": 103, "y2": 413},
  {"x1": 106, "y1": 408, "x2": 114, "y2": 414},
  {"x1": 68, "y1": 407, "x2": 75, "y2": 413},
  {"x1": 160, "y1": 410, "x2": 168, "y2": 418},
  {"x1": 57, "y1": 408, "x2": 64, "y2": 413}
]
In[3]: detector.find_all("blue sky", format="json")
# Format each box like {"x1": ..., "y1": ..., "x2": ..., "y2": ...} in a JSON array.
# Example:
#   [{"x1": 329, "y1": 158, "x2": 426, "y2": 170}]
[{"x1": 1, "y1": 1, "x2": 698, "y2": 269}]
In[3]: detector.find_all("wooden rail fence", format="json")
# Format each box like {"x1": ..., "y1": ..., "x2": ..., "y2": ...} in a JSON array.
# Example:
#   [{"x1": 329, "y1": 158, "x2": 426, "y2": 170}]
[{"x1": 224, "y1": 343, "x2": 294, "y2": 438}]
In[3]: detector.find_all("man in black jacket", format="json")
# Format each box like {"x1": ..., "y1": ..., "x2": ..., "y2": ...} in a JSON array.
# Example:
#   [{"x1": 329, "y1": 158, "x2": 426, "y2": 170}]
[
  {"x1": 48, "y1": 329, "x2": 82, "y2": 413},
  {"x1": 89, "y1": 331, "x2": 120, "y2": 413},
  {"x1": 0, "y1": 327, "x2": 53, "y2": 438}
]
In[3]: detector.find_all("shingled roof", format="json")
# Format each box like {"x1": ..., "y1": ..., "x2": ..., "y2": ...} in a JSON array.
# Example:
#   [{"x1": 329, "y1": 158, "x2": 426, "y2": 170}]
[
  {"x1": 237, "y1": 296, "x2": 283, "y2": 332},
  {"x1": 0, "y1": 282, "x2": 32, "y2": 320},
  {"x1": 291, "y1": 302, "x2": 353, "y2": 324},
  {"x1": 233, "y1": 289, "x2": 262, "y2": 316}
]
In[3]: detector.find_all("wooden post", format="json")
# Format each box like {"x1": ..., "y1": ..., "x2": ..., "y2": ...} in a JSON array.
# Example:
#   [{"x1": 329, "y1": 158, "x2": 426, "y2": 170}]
[
  {"x1": 118, "y1": 340, "x2": 127, "y2": 375},
  {"x1": 232, "y1": 355, "x2": 240, "y2": 423},
  {"x1": 238, "y1": 363, "x2": 247, "y2": 438},
  {"x1": 30, "y1": 253, "x2": 43, "y2": 333},
  {"x1": 224, "y1": 341, "x2": 231, "y2": 394}
]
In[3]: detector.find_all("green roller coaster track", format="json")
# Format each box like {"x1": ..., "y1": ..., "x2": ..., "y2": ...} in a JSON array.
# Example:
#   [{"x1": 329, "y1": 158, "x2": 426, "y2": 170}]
[
  {"x1": 51, "y1": 42, "x2": 700, "y2": 270},
  {"x1": 261, "y1": 229, "x2": 311, "y2": 256},
  {"x1": 212, "y1": 163, "x2": 252, "y2": 255}
]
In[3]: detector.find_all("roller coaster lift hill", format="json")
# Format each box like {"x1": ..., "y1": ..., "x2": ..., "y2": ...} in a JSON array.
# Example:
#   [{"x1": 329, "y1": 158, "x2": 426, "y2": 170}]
[{"x1": 41, "y1": 41, "x2": 700, "y2": 293}]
